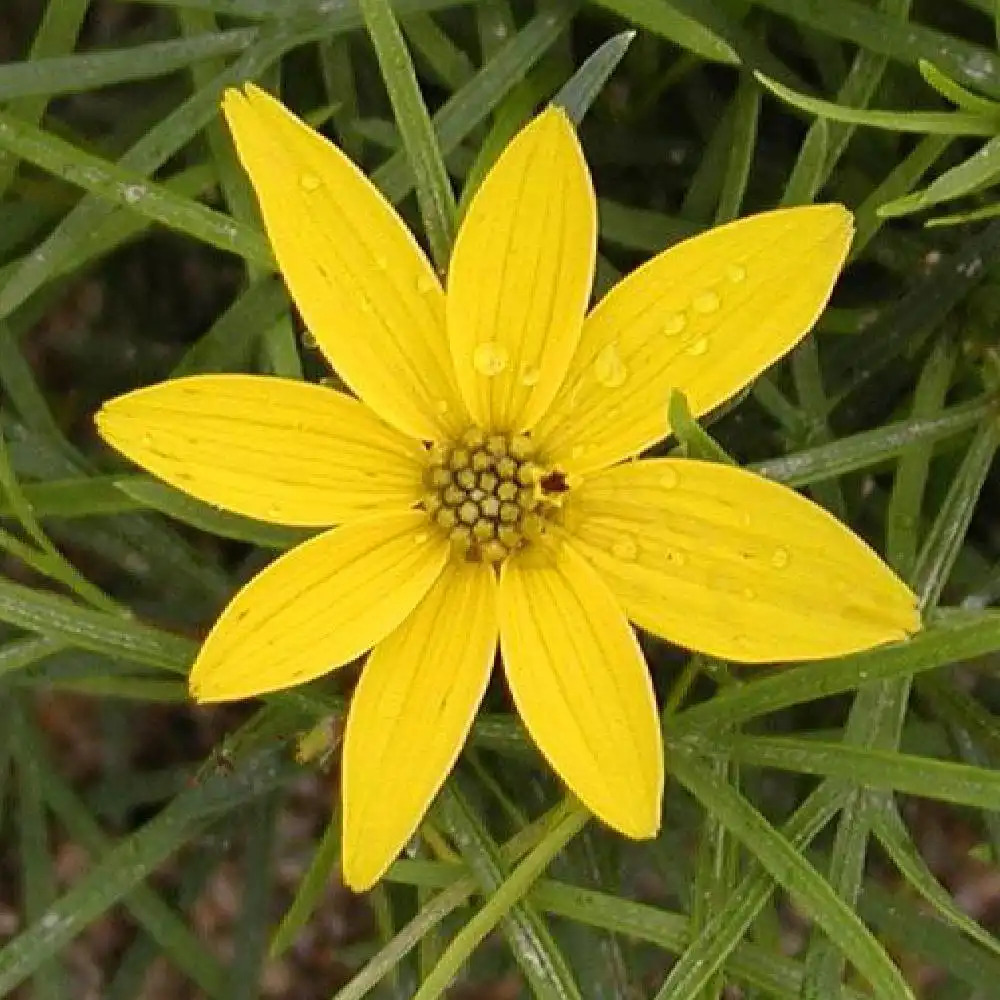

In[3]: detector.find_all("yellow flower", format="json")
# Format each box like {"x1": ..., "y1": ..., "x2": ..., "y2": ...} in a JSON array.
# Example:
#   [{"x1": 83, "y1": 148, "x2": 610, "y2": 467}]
[{"x1": 96, "y1": 85, "x2": 920, "y2": 890}]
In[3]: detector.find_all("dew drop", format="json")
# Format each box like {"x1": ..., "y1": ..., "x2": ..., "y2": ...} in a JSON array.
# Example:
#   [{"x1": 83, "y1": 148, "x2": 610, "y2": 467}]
[
  {"x1": 666, "y1": 547, "x2": 686, "y2": 566},
  {"x1": 612, "y1": 536, "x2": 638, "y2": 561},
  {"x1": 122, "y1": 183, "x2": 145, "y2": 204},
  {"x1": 374, "y1": 255, "x2": 389, "y2": 271},
  {"x1": 726, "y1": 263, "x2": 747, "y2": 283},
  {"x1": 593, "y1": 342, "x2": 628, "y2": 388},
  {"x1": 416, "y1": 273, "x2": 437, "y2": 294},
  {"x1": 414, "y1": 531, "x2": 429, "y2": 545},
  {"x1": 434, "y1": 399, "x2": 450, "y2": 415},
  {"x1": 662, "y1": 312, "x2": 687, "y2": 336},
  {"x1": 658, "y1": 466, "x2": 680, "y2": 489},
  {"x1": 685, "y1": 336, "x2": 709, "y2": 357},
  {"x1": 692, "y1": 291, "x2": 720, "y2": 314},
  {"x1": 771, "y1": 547, "x2": 790, "y2": 569},
  {"x1": 742, "y1": 586, "x2": 756, "y2": 599},
  {"x1": 473, "y1": 340, "x2": 510, "y2": 376},
  {"x1": 299, "y1": 172, "x2": 322, "y2": 192},
  {"x1": 519, "y1": 365, "x2": 541, "y2": 387}
]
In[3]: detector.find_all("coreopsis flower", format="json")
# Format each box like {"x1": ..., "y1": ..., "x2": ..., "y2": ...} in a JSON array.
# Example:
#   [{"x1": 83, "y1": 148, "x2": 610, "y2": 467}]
[{"x1": 96, "y1": 85, "x2": 920, "y2": 889}]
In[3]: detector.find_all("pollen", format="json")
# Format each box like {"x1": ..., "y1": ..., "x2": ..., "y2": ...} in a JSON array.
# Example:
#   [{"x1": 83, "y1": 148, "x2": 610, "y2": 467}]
[{"x1": 422, "y1": 427, "x2": 566, "y2": 562}]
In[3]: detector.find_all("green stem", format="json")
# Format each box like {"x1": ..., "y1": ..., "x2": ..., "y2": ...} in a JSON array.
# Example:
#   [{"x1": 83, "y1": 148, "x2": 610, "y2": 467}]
[{"x1": 411, "y1": 798, "x2": 589, "y2": 1000}]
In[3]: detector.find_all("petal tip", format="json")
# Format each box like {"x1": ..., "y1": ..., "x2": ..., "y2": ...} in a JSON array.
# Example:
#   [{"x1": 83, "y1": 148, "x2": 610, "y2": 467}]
[
  {"x1": 340, "y1": 851, "x2": 384, "y2": 894},
  {"x1": 609, "y1": 796, "x2": 662, "y2": 840},
  {"x1": 220, "y1": 86, "x2": 249, "y2": 117}
]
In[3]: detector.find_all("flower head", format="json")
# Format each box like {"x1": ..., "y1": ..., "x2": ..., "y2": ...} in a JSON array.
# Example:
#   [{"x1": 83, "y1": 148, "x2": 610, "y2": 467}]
[{"x1": 96, "y1": 85, "x2": 920, "y2": 890}]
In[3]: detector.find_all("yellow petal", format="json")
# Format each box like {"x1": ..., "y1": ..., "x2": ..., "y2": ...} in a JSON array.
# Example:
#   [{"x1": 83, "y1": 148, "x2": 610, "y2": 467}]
[
  {"x1": 498, "y1": 543, "x2": 662, "y2": 837},
  {"x1": 447, "y1": 107, "x2": 596, "y2": 432},
  {"x1": 568, "y1": 459, "x2": 920, "y2": 663},
  {"x1": 222, "y1": 85, "x2": 466, "y2": 440},
  {"x1": 341, "y1": 559, "x2": 498, "y2": 890},
  {"x1": 189, "y1": 512, "x2": 448, "y2": 702},
  {"x1": 96, "y1": 375, "x2": 426, "y2": 526},
  {"x1": 535, "y1": 206, "x2": 853, "y2": 474}
]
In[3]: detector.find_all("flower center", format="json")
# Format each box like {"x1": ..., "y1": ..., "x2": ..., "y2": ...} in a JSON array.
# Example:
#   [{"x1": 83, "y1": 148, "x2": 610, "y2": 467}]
[{"x1": 422, "y1": 427, "x2": 567, "y2": 562}]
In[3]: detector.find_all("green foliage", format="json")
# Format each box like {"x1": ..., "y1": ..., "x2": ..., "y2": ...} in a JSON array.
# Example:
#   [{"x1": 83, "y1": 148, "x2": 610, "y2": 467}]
[{"x1": 1, "y1": 1, "x2": 1000, "y2": 999}]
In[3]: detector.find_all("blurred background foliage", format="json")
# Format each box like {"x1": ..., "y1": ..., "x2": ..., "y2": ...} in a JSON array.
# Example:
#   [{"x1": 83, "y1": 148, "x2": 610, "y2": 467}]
[{"x1": 3, "y1": 1, "x2": 1000, "y2": 999}]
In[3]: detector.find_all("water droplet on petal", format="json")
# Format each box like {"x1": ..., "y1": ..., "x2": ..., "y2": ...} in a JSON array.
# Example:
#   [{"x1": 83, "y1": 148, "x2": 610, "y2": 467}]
[
  {"x1": 374, "y1": 255, "x2": 389, "y2": 270},
  {"x1": 473, "y1": 341, "x2": 509, "y2": 376},
  {"x1": 519, "y1": 365, "x2": 541, "y2": 387},
  {"x1": 666, "y1": 547, "x2": 686, "y2": 566},
  {"x1": 692, "y1": 291, "x2": 720, "y2": 314},
  {"x1": 771, "y1": 547, "x2": 790, "y2": 569},
  {"x1": 658, "y1": 466, "x2": 680, "y2": 489},
  {"x1": 300, "y1": 172, "x2": 321, "y2": 192},
  {"x1": 594, "y1": 342, "x2": 628, "y2": 388},
  {"x1": 416, "y1": 273, "x2": 437, "y2": 294},
  {"x1": 612, "y1": 536, "x2": 638, "y2": 561},
  {"x1": 726, "y1": 263, "x2": 747, "y2": 283},
  {"x1": 434, "y1": 399, "x2": 449, "y2": 415},
  {"x1": 662, "y1": 312, "x2": 686, "y2": 336},
  {"x1": 414, "y1": 531, "x2": 429, "y2": 545},
  {"x1": 743, "y1": 586, "x2": 756, "y2": 599},
  {"x1": 686, "y1": 337, "x2": 709, "y2": 357}
]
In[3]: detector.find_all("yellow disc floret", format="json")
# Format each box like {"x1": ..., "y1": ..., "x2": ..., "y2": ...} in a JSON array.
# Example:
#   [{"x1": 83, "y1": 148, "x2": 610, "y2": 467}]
[{"x1": 423, "y1": 427, "x2": 567, "y2": 562}]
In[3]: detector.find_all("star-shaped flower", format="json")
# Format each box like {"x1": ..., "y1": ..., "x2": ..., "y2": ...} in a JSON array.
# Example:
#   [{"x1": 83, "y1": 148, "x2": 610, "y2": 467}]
[{"x1": 96, "y1": 85, "x2": 920, "y2": 890}]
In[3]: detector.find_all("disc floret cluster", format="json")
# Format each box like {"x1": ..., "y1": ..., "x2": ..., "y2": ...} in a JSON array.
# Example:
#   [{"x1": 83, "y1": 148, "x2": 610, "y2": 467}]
[{"x1": 423, "y1": 428, "x2": 565, "y2": 562}]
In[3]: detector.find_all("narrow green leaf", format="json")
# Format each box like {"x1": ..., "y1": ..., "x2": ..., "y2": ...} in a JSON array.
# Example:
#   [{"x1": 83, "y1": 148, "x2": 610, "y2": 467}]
[
  {"x1": 886, "y1": 339, "x2": 957, "y2": 578},
  {"x1": 412, "y1": 800, "x2": 589, "y2": 1000},
  {"x1": 361, "y1": 0, "x2": 456, "y2": 269},
  {"x1": 652, "y1": 782, "x2": 845, "y2": 1000},
  {"x1": 918, "y1": 60, "x2": 1000, "y2": 118},
  {"x1": 0, "y1": 748, "x2": 295, "y2": 997},
  {"x1": 872, "y1": 802, "x2": 1000, "y2": 961},
  {"x1": 115, "y1": 477, "x2": 307, "y2": 550},
  {"x1": 751, "y1": 395, "x2": 996, "y2": 486},
  {"x1": 670, "y1": 751, "x2": 914, "y2": 1000},
  {"x1": 0, "y1": 576, "x2": 195, "y2": 673},
  {"x1": 667, "y1": 390, "x2": 734, "y2": 464},
  {"x1": 552, "y1": 31, "x2": 636, "y2": 125},
  {"x1": 724, "y1": 736, "x2": 1000, "y2": 811},
  {"x1": 373, "y1": 2, "x2": 575, "y2": 204},
  {"x1": 746, "y1": 0, "x2": 1000, "y2": 99},
  {"x1": 672, "y1": 612, "x2": 1000, "y2": 735},
  {"x1": 755, "y1": 72, "x2": 997, "y2": 135},
  {"x1": 0, "y1": 0, "x2": 90, "y2": 197},
  {"x1": 13, "y1": 706, "x2": 66, "y2": 1000},
  {"x1": 227, "y1": 794, "x2": 281, "y2": 1000},
  {"x1": 0, "y1": 30, "x2": 258, "y2": 101},
  {"x1": 270, "y1": 811, "x2": 342, "y2": 958},
  {"x1": 438, "y1": 784, "x2": 584, "y2": 1000},
  {"x1": 26, "y1": 724, "x2": 227, "y2": 996},
  {"x1": 0, "y1": 112, "x2": 272, "y2": 265},
  {"x1": 880, "y1": 133, "x2": 1000, "y2": 218},
  {"x1": 912, "y1": 419, "x2": 1000, "y2": 607}
]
